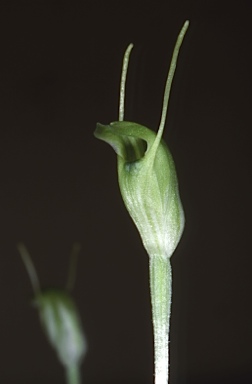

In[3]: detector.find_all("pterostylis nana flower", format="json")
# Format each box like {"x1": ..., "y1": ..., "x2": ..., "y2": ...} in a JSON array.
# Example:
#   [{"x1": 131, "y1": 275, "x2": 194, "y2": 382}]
[
  {"x1": 94, "y1": 21, "x2": 189, "y2": 384},
  {"x1": 17, "y1": 243, "x2": 87, "y2": 384}
]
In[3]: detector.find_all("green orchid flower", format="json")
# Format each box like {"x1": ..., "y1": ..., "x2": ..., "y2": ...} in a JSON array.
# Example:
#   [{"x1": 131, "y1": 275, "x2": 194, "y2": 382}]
[
  {"x1": 95, "y1": 119, "x2": 184, "y2": 261},
  {"x1": 95, "y1": 22, "x2": 188, "y2": 261},
  {"x1": 95, "y1": 21, "x2": 189, "y2": 384},
  {"x1": 18, "y1": 243, "x2": 87, "y2": 384}
]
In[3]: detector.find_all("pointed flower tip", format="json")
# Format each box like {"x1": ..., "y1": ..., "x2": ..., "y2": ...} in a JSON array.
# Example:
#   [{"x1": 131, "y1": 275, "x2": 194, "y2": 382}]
[{"x1": 94, "y1": 122, "x2": 127, "y2": 159}]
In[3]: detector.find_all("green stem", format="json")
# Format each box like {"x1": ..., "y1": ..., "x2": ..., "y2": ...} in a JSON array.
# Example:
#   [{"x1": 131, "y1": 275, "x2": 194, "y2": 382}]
[
  {"x1": 66, "y1": 364, "x2": 81, "y2": 384},
  {"x1": 149, "y1": 256, "x2": 172, "y2": 384}
]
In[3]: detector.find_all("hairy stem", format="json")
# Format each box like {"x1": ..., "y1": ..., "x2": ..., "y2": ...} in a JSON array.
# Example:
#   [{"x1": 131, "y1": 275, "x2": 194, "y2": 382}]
[{"x1": 149, "y1": 257, "x2": 172, "y2": 384}]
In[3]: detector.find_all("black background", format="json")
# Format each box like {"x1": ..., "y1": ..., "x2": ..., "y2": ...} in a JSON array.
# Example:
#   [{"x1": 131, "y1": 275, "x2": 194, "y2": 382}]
[{"x1": 0, "y1": 1, "x2": 251, "y2": 383}]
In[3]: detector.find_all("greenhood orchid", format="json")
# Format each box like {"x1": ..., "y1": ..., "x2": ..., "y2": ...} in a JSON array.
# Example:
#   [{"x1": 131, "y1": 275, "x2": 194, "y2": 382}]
[
  {"x1": 94, "y1": 21, "x2": 189, "y2": 384},
  {"x1": 94, "y1": 22, "x2": 188, "y2": 261},
  {"x1": 17, "y1": 243, "x2": 87, "y2": 384}
]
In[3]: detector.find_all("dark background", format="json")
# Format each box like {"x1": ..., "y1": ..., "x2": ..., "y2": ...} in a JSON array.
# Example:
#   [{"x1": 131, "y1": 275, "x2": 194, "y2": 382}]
[{"x1": 0, "y1": 0, "x2": 251, "y2": 383}]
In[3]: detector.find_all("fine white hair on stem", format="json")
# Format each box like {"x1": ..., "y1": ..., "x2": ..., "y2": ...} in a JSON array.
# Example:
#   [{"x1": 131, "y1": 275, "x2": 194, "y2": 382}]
[
  {"x1": 17, "y1": 242, "x2": 41, "y2": 296},
  {"x1": 119, "y1": 43, "x2": 134, "y2": 121}
]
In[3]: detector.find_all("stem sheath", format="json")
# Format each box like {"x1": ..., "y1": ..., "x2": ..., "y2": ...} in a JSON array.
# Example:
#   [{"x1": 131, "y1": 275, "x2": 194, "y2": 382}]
[{"x1": 149, "y1": 257, "x2": 172, "y2": 384}]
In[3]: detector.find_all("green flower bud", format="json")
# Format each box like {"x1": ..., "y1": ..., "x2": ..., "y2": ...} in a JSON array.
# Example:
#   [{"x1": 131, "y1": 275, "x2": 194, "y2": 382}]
[
  {"x1": 18, "y1": 243, "x2": 87, "y2": 375},
  {"x1": 35, "y1": 289, "x2": 86, "y2": 368},
  {"x1": 95, "y1": 120, "x2": 184, "y2": 260},
  {"x1": 95, "y1": 22, "x2": 189, "y2": 260}
]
